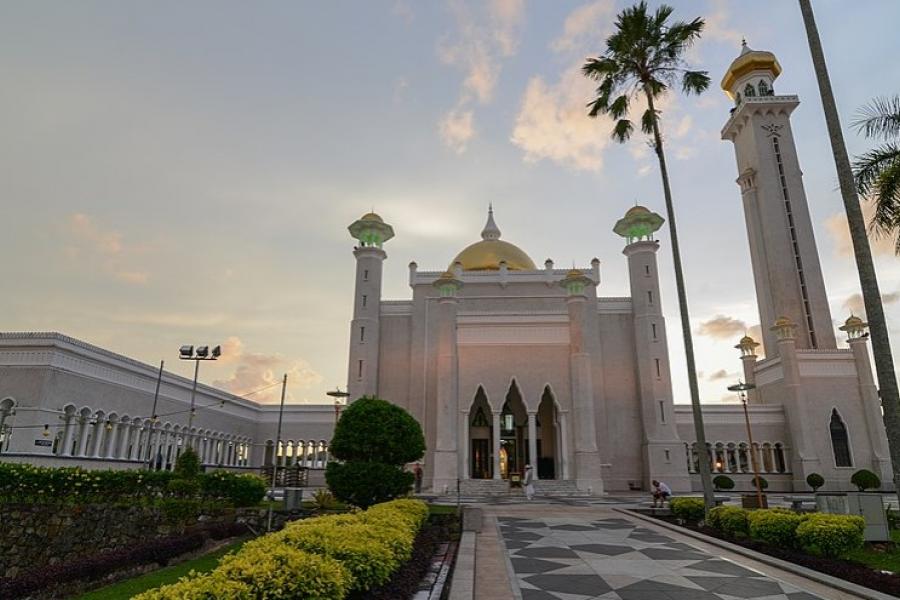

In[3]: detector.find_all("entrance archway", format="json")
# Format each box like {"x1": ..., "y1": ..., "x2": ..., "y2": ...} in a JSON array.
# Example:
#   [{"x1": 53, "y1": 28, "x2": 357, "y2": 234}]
[
  {"x1": 499, "y1": 380, "x2": 527, "y2": 479},
  {"x1": 468, "y1": 387, "x2": 492, "y2": 479},
  {"x1": 536, "y1": 386, "x2": 560, "y2": 480}
]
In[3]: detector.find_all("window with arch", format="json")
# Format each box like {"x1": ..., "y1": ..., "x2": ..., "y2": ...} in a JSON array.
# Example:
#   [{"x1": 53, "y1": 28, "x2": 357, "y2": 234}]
[
  {"x1": 829, "y1": 409, "x2": 852, "y2": 467},
  {"x1": 744, "y1": 83, "x2": 756, "y2": 98},
  {"x1": 758, "y1": 80, "x2": 771, "y2": 96},
  {"x1": 774, "y1": 443, "x2": 787, "y2": 473},
  {"x1": 471, "y1": 406, "x2": 489, "y2": 428}
]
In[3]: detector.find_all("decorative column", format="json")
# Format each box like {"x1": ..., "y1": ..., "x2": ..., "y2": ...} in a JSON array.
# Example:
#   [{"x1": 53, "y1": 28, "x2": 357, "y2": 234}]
[
  {"x1": 128, "y1": 422, "x2": 141, "y2": 460},
  {"x1": 90, "y1": 415, "x2": 106, "y2": 458},
  {"x1": 527, "y1": 410, "x2": 539, "y2": 480},
  {"x1": 560, "y1": 269, "x2": 604, "y2": 494},
  {"x1": 841, "y1": 315, "x2": 892, "y2": 483},
  {"x1": 459, "y1": 409, "x2": 470, "y2": 480},
  {"x1": 431, "y1": 270, "x2": 462, "y2": 493},
  {"x1": 771, "y1": 316, "x2": 818, "y2": 484},
  {"x1": 346, "y1": 212, "x2": 394, "y2": 402},
  {"x1": 59, "y1": 413, "x2": 75, "y2": 457},
  {"x1": 492, "y1": 409, "x2": 502, "y2": 480},
  {"x1": 114, "y1": 419, "x2": 129, "y2": 459},
  {"x1": 77, "y1": 416, "x2": 91, "y2": 457},
  {"x1": 558, "y1": 410, "x2": 570, "y2": 480},
  {"x1": 735, "y1": 336, "x2": 761, "y2": 404}
]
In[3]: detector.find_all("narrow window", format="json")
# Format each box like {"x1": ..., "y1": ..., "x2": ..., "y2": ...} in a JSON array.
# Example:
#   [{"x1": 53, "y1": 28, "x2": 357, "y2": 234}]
[
  {"x1": 363, "y1": 269, "x2": 369, "y2": 281},
  {"x1": 664, "y1": 449, "x2": 671, "y2": 463},
  {"x1": 651, "y1": 323, "x2": 657, "y2": 339},
  {"x1": 830, "y1": 409, "x2": 852, "y2": 467},
  {"x1": 360, "y1": 326, "x2": 365, "y2": 342},
  {"x1": 647, "y1": 290, "x2": 653, "y2": 304},
  {"x1": 362, "y1": 295, "x2": 367, "y2": 307},
  {"x1": 744, "y1": 83, "x2": 756, "y2": 98},
  {"x1": 659, "y1": 401, "x2": 666, "y2": 423},
  {"x1": 357, "y1": 360, "x2": 363, "y2": 378},
  {"x1": 655, "y1": 359, "x2": 661, "y2": 377},
  {"x1": 645, "y1": 264, "x2": 650, "y2": 276}
]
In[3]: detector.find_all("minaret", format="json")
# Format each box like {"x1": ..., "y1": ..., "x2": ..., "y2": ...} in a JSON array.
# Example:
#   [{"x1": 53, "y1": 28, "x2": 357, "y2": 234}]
[
  {"x1": 432, "y1": 270, "x2": 462, "y2": 493},
  {"x1": 721, "y1": 42, "x2": 836, "y2": 355},
  {"x1": 614, "y1": 206, "x2": 690, "y2": 492},
  {"x1": 347, "y1": 212, "x2": 394, "y2": 402}
]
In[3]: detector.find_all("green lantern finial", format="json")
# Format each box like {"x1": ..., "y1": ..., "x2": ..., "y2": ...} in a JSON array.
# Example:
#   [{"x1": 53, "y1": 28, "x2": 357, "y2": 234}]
[{"x1": 613, "y1": 205, "x2": 664, "y2": 244}]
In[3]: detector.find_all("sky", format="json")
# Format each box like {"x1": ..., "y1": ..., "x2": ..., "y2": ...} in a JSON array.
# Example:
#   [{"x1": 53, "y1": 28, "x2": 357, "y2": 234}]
[{"x1": 1, "y1": 0, "x2": 899, "y2": 405}]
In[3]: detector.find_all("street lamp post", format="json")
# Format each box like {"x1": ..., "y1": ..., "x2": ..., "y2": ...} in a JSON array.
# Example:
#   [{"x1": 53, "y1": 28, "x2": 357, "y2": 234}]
[
  {"x1": 327, "y1": 388, "x2": 349, "y2": 423},
  {"x1": 178, "y1": 345, "x2": 221, "y2": 431},
  {"x1": 728, "y1": 381, "x2": 763, "y2": 507}
]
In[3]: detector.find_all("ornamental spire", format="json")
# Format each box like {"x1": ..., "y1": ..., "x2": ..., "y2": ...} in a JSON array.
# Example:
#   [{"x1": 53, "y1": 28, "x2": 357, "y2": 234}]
[{"x1": 481, "y1": 204, "x2": 501, "y2": 241}]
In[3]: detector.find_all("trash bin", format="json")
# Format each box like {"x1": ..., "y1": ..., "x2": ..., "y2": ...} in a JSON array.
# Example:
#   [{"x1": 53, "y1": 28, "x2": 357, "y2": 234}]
[{"x1": 284, "y1": 487, "x2": 304, "y2": 510}]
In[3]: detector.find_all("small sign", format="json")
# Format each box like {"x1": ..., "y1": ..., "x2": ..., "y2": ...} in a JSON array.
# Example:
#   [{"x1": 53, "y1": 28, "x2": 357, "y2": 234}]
[{"x1": 34, "y1": 439, "x2": 52, "y2": 447}]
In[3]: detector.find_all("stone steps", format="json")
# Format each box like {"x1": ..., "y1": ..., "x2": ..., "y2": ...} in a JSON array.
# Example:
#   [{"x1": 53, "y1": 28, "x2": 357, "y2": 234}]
[{"x1": 456, "y1": 479, "x2": 593, "y2": 497}]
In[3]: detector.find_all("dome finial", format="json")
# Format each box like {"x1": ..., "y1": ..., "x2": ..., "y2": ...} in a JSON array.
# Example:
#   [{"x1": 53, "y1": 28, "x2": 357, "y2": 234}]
[{"x1": 482, "y1": 204, "x2": 501, "y2": 241}]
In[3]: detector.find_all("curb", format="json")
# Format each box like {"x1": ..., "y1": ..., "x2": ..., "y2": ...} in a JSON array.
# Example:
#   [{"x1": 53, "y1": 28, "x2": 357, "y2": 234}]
[
  {"x1": 447, "y1": 531, "x2": 476, "y2": 600},
  {"x1": 616, "y1": 508, "x2": 895, "y2": 600}
]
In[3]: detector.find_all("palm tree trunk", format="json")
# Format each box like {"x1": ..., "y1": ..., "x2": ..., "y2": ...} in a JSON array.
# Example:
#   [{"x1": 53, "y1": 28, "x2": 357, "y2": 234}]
[
  {"x1": 799, "y1": 0, "x2": 900, "y2": 501},
  {"x1": 644, "y1": 88, "x2": 716, "y2": 511}
]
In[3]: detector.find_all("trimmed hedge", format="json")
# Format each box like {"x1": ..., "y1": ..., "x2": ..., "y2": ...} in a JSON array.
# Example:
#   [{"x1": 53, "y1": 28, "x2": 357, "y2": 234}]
[
  {"x1": 796, "y1": 514, "x2": 865, "y2": 558},
  {"x1": 134, "y1": 499, "x2": 430, "y2": 599},
  {"x1": 747, "y1": 509, "x2": 803, "y2": 548},
  {"x1": 850, "y1": 469, "x2": 881, "y2": 492},
  {"x1": 0, "y1": 463, "x2": 265, "y2": 507},
  {"x1": 712, "y1": 475, "x2": 734, "y2": 491},
  {"x1": 706, "y1": 505, "x2": 748, "y2": 538},
  {"x1": 670, "y1": 497, "x2": 705, "y2": 523}
]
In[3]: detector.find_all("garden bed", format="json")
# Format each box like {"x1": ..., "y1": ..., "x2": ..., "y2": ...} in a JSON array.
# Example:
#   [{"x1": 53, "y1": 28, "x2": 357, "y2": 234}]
[
  {"x1": 651, "y1": 514, "x2": 900, "y2": 597},
  {"x1": 353, "y1": 511, "x2": 460, "y2": 600}
]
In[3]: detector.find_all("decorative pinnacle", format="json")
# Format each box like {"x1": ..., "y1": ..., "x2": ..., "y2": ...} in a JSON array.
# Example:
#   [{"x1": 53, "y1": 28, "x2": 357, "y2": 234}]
[{"x1": 481, "y1": 205, "x2": 501, "y2": 241}]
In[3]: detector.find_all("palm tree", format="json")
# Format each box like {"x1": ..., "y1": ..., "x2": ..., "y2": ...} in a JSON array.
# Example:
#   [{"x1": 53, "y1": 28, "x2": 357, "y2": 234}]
[
  {"x1": 582, "y1": 1, "x2": 715, "y2": 510},
  {"x1": 798, "y1": 0, "x2": 900, "y2": 502},
  {"x1": 853, "y1": 95, "x2": 900, "y2": 252}
]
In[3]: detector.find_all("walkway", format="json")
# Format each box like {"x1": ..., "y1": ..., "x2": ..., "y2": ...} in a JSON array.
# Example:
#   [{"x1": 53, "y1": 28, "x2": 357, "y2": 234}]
[{"x1": 467, "y1": 503, "x2": 867, "y2": 600}]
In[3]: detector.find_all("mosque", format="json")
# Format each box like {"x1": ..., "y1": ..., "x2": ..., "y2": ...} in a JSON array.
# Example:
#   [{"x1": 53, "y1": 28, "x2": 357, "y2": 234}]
[{"x1": 0, "y1": 44, "x2": 892, "y2": 495}]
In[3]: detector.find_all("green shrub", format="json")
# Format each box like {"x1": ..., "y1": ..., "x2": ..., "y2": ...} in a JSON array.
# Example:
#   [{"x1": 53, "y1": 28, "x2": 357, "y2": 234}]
[
  {"x1": 326, "y1": 461, "x2": 414, "y2": 509},
  {"x1": 707, "y1": 505, "x2": 749, "y2": 538},
  {"x1": 796, "y1": 513, "x2": 865, "y2": 558},
  {"x1": 0, "y1": 463, "x2": 174, "y2": 504},
  {"x1": 158, "y1": 498, "x2": 203, "y2": 523},
  {"x1": 329, "y1": 396, "x2": 425, "y2": 465},
  {"x1": 712, "y1": 475, "x2": 734, "y2": 491},
  {"x1": 850, "y1": 469, "x2": 881, "y2": 491},
  {"x1": 670, "y1": 497, "x2": 705, "y2": 524},
  {"x1": 132, "y1": 573, "x2": 253, "y2": 599},
  {"x1": 806, "y1": 473, "x2": 825, "y2": 492},
  {"x1": 752, "y1": 476, "x2": 769, "y2": 490},
  {"x1": 747, "y1": 509, "x2": 803, "y2": 548},
  {"x1": 312, "y1": 489, "x2": 339, "y2": 511},
  {"x1": 166, "y1": 478, "x2": 200, "y2": 498},
  {"x1": 216, "y1": 543, "x2": 349, "y2": 599},
  {"x1": 199, "y1": 471, "x2": 267, "y2": 507},
  {"x1": 173, "y1": 447, "x2": 201, "y2": 479}
]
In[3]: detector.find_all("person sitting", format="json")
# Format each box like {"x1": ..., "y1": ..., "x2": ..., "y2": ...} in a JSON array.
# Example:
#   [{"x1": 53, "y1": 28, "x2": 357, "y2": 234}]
[{"x1": 651, "y1": 479, "x2": 671, "y2": 508}]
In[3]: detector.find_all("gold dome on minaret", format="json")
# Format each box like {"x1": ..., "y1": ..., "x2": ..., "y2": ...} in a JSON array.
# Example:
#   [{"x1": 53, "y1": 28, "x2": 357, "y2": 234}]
[
  {"x1": 450, "y1": 206, "x2": 537, "y2": 271},
  {"x1": 721, "y1": 40, "x2": 782, "y2": 98}
]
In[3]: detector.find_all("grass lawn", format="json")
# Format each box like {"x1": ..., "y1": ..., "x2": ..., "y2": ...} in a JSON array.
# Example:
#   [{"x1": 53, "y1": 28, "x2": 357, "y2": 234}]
[
  {"x1": 429, "y1": 503, "x2": 458, "y2": 516},
  {"x1": 845, "y1": 529, "x2": 900, "y2": 573},
  {"x1": 76, "y1": 539, "x2": 247, "y2": 600}
]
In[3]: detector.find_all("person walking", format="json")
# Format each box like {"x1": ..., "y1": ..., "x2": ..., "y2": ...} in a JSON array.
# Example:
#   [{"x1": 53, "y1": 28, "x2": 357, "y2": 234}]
[
  {"x1": 523, "y1": 464, "x2": 535, "y2": 501},
  {"x1": 413, "y1": 463, "x2": 423, "y2": 494}
]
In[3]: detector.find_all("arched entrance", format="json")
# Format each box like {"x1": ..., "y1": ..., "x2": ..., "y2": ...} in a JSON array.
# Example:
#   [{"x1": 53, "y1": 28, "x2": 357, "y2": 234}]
[
  {"x1": 468, "y1": 387, "x2": 492, "y2": 479},
  {"x1": 536, "y1": 386, "x2": 560, "y2": 480}
]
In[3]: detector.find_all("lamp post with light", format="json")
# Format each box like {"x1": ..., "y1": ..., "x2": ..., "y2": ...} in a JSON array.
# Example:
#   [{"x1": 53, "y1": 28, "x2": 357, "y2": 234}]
[
  {"x1": 179, "y1": 344, "x2": 221, "y2": 430},
  {"x1": 728, "y1": 380, "x2": 764, "y2": 507},
  {"x1": 327, "y1": 388, "x2": 349, "y2": 423}
]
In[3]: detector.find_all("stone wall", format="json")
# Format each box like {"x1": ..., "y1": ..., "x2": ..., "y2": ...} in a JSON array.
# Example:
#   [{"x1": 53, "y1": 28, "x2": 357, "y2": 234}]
[{"x1": 0, "y1": 503, "x2": 258, "y2": 579}]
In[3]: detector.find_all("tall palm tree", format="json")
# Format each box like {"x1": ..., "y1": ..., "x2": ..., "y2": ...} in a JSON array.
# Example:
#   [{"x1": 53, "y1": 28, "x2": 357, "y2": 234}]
[
  {"x1": 853, "y1": 95, "x2": 900, "y2": 252},
  {"x1": 582, "y1": 1, "x2": 715, "y2": 510},
  {"x1": 798, "y1": 0, "x2": 900, "y2": 502}
]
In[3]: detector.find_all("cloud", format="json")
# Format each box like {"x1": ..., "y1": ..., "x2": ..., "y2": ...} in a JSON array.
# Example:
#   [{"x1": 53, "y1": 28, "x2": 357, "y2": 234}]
[
  {"x1": 708, "y1": 369, "x2": 737, "y2": 381},
  {"x1": 842, "y1": 291, "x2": 900, "y2": 317},
  {"x1": 64, "y1": 213, "x2": 150, "y2": 285},
  {"x1": 696, "y1": 315, "x2": 748, "y2": 339},
  {"x1": 550, "y1": 0, "x2": 616, "y2": 53},
  {"x1": 511, "y1": 67, "x2": 613, "y2": 171},
  {"x1": 391, "y1": 0, "x2": 414, "y2": 25},
  {"x1": 437, "y1": 0, "x2": 524, "y2": 151},
  {"x1": 824, "y1": 201, "x2": 896, "y2": 257},
  {"x1": 701, "y1": 0, "x2": 744, "y2": 46},
  {"x1": 439, "y1": 108, "x2": 476, "y2": 154},
  {"x1": 213, "y1": 336, "x2": 322, "y2": 404}
]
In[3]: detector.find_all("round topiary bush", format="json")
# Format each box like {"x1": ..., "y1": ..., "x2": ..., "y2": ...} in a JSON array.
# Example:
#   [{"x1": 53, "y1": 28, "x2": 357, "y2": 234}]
[
  {"x1": 850, "y1": 469, "x2": 881, "y2": 491},
  {"x1": 325, "y1": 396, "x2": 425, "y2": 508},
  {"x1": 796, "y1": 514, "x2": 865, "y2": 558},
  {"x1": 747, "y1": 509, "x2": 802, "y2": 548},
  {"x1": 712, "y1": 475, "x2": 734, "y2": 491},
  {"x1": 669, "y1": 497, "x2": 705, "y2": 524},
  {"x1": 806, "y1": 473, "x2": 825, "y2": 492},
  {"x1": 752, "y1": 476, "x2": 769, "y2": 490},
  {"x1": 173, "y1": 447, "x2": 201, "y2": 480},
  {"x1": 707, "y1": 505, "x2": 749, "y2": 538}
]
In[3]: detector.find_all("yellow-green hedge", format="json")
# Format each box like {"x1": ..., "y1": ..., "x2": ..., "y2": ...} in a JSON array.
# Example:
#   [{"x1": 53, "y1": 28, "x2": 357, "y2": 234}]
[
  {"x1": 796, "y1": 513, "x2": 865, "y2": 557},
  {"x1": 134, "y1": 498, "x2": 428, "y2": 599}
]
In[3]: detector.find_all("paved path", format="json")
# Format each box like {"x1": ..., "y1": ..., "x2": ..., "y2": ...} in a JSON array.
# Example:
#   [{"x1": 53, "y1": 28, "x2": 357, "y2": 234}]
[{"x1": 467, "y1": 503, "x2": 866, "y2": 600}]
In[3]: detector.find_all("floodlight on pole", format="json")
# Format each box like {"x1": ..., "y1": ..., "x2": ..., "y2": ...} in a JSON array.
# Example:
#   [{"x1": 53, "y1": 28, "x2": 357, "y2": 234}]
[
  {"x1": 179, "y1": 343, "x2": 221, "y2": 431},
  {"x1": 728, "y1": 380, "x2": 764, "y2": 507},
  {"x1": 327, "y1": 388, "x2": 350, "y2": 421}
]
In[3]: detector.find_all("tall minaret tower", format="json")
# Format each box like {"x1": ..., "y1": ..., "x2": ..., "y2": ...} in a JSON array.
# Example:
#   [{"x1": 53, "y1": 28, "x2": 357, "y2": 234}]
[
  {"x1": 721, "y1": 42, "x2": 836, "y2": 355},
  {"x1": 347, "y1": 212, "x2": 394, "y2": 402}
]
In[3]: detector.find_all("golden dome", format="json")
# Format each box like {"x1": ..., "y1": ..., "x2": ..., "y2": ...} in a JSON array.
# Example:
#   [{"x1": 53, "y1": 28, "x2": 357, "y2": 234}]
[
  {"x1": 451, "y1": 206, "x2": 536, "y2": 271},
  {"x1": 843, "y1": 315, "x2": 865, "y2": 328},
  {"x1": 772, "y1": 316, "x2": 794, "y2": 328},
  {"x1": 721, "y1": 42, "x2": 781, "y2": 97},
  {"x1": 452, "y1": 240, "x2": 536, "y2": 271},
  {"x1": 739, "y1": 335, "x2": 755, "y2": 345},
  {"x1": 625, "y1": 205, "x2": 651, "y2": 218},
  {"x1": 360, "y1": 212, "x2": 384, "y2": 223}
]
